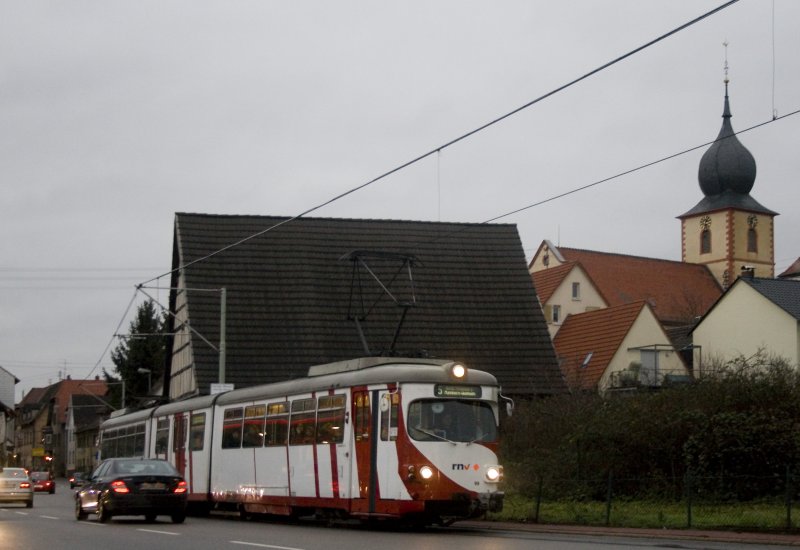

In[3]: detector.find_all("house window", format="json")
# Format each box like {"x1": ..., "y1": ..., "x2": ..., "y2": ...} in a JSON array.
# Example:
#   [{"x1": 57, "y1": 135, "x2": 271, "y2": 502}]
[
  {"x1": 552, "y1": 304, "x2": 561, "y2": 323},
  {"x1": 700, "y1": 229, "x2": 711, "y2": 254},
  {"x1": 747, "y1": 228, "x2": 758, "y2": 253},
  {"x1": 571, "y1": 282, "x2": 581, "y2": 300}
]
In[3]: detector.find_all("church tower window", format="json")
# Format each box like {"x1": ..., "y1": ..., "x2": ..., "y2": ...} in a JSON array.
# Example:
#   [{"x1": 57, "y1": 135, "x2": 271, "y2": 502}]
[
  {"x1": 747, "y1": 215, "x2": 758, "y2": 253},
  {"x1": 699, "y1": 216, "x2": 712, "y2": 254}
]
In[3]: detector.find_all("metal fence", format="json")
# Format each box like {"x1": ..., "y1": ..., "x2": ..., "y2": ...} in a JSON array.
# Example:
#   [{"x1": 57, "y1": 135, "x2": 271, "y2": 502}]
[{"x1": 495, "y1": 470, "x2": 800, "y2": 531}]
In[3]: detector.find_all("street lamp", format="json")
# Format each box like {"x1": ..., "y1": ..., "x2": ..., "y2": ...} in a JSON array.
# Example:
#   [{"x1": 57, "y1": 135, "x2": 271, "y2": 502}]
[{"x1": 137, "y1": 368, "x2": 152, "y2": 394}]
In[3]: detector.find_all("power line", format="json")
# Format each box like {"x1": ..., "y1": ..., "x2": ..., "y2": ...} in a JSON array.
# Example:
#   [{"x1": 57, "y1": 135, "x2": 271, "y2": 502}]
[
  {"x1": 480, "y1": 108, "x2": 800, "y2": 225},
  {"x1": 140, "y1": 0, "x2": 739, "y2": 287}
]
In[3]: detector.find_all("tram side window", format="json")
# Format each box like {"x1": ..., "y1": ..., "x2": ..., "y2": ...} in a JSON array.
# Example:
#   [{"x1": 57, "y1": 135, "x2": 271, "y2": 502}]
[
  {"x1": 190, "y1": 413, "x2": 205, "y2": 451},
  {"x1": 354, "y1": 392, "x2": 370, "y2": 442},
  {"x1": 316, "y1": 395, "x2": 345, "y2": 444},
  {"x1": 243, "y1": 405, "x2": 266, "y2": 447},
  {"x1": 380, "y1": 393, "x2": 400, "y2": 441},
  {"x1": 264, "y1": 402, "x2": 288, "y2": 446},
  {"x1": 133, "y1": 423, "x2": 146, "y2": 456},
  {"x1": 101, "y1": 429, "x2": 117, "y2": 458},
  {"x1": 289, "y1": 398, "x2": 316, "y2": 445},
  {"x1": 222, "y1": 407, "x2": 243, "y2": 449},
  {"x1": 155, "y1": 418, "x2": 170, "y2": 457}
]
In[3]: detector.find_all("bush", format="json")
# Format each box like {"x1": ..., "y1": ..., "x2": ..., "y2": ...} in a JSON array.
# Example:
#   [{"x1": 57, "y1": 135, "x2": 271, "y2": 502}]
[{"x1": 501, "y1": 351, "x2": 800, "y2": 501}]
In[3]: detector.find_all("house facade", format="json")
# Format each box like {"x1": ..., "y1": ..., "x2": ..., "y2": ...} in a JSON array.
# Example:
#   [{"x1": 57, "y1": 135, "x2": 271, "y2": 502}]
[
  {"x1": 691, "y1": 277, "x2": 800, "y2": 372},
  {"x1": 0, "y1": 366, "x2": 19, "y2": 466},
  {"x1": 530, "y1": 260, "x2": 607, "y2": 337},
  {"x1": 553, "y1": 301, "x2": 689, "y2": 393},
  {"x1": 14, "y1": 377, "x2": 108, "y2": 475}
]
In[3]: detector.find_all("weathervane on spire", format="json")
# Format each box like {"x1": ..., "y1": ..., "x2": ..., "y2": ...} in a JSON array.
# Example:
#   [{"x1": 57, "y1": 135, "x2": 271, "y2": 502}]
[{"x1": 723, "y1": 40, "x2": 729, "y2": 84}]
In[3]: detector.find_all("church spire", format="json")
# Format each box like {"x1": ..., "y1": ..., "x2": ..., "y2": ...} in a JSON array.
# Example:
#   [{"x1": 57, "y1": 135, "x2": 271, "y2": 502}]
[{"x1": 697, "y1": 51, "x2": 757, "y2": 197}]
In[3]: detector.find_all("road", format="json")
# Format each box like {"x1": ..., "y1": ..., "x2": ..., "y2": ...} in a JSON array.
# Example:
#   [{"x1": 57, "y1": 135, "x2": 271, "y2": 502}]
[{"x1": 0, "y1": 479, "x2": 793, "y2": 550}]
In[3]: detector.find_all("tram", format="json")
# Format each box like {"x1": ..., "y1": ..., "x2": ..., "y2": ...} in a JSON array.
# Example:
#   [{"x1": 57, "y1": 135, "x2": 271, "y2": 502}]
[{"x1": 98, "y1": 357, "x2": 508, "y2": 525}]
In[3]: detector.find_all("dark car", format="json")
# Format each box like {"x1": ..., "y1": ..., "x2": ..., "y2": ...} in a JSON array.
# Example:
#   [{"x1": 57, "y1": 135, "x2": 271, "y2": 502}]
[
  {"x1": 69, "y1": 471, "x2": 87, "y2": 489},
  {"x1": 75, "y1": 458, "x2": 187, "y2": 523},
  {"x1": 30, "y1": 471, "x2": 56, "y2": 494}
]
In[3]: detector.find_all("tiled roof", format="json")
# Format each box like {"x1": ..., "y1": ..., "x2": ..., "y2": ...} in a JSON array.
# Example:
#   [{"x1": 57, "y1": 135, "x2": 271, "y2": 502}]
[
  {"x1": 553, "y1": 301, "x2": 646, "y2": 390},
  {"x1": 779, "y1": 258, "x2": 800, "y2": 279},
  {"x1": 739, "y1": 277, "x2": 800, "y2": 321},
  {"x1": 70, "y1": 394, "x2": 112, "y2": 432},
  {"x1": 556, "y1": 247, "x2": 722, "y2": 324},
  {"x1": 170, "y1": 213, "x2": 565, "y2": 396},
  {"x1": 531, "y1": 262, "x2": 577, "y2": 304},
  {"x1": 53, "y1": 379, "x2": 108, "y2": 424}
]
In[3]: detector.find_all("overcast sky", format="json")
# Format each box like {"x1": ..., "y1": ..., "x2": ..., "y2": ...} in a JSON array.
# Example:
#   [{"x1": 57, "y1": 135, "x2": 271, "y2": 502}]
[{"x1": 2, "y1": 1, "x2": 799, "y2": 401}]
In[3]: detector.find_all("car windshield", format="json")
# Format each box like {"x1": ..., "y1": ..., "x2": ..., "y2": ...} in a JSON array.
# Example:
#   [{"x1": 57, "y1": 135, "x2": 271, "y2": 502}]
[
  {"x1": 0, "y1": 468, "x2": 28, "y2": 479},
  {"x1": 110, "y1": 460, "x2": 177, "y2": 475},
  {"x1": 407, "y1": 399, "x2": 498, "y2": 443}
]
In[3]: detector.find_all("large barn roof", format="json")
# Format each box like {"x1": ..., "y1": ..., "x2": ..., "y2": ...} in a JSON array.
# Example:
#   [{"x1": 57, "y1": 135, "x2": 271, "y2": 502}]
[{"x1": 168, "y1": 213, "x2": 564, "y2": 397}]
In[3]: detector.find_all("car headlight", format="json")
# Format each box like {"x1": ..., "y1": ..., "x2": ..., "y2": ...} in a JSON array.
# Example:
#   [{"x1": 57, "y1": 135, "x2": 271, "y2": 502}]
[
  {"x1": 419, "y1": 465, "x2": 434, "y2": 480},
  {"x1": 485, "y1": 466, "x2": 503, "y2": 483}
]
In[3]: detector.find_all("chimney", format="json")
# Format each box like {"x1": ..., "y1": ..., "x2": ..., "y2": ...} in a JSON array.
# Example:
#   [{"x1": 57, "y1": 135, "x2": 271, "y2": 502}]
[{"x1": 740, "y1": 265, "x2": 755, "y2": 279}]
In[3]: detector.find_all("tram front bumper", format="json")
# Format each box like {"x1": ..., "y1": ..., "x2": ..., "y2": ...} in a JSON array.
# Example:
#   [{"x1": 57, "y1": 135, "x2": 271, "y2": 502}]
[{"x1": 480, "y1": 491, "x2": 504, "y2": 513}]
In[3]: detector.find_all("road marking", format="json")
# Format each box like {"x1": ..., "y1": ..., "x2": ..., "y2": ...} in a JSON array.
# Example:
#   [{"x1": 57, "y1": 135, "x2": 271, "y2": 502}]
[
  {"x1": 40, "y1": 515, "x2": 59, "y2": 519},
  {"x1": 230, "y1": 542, "x2": 305, "y2": 550},
  {"x1": 14, "y1": 511, "x2": 29, "y2": 516},
  {"x1": 137, "y1": 528, "x2": 180, "y2": 536}
]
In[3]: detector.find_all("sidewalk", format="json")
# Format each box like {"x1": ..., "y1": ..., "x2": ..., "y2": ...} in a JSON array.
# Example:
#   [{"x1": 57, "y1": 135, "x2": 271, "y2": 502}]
[{"x1": 458, "y1": 519, "x2": 800, "y2": 547}]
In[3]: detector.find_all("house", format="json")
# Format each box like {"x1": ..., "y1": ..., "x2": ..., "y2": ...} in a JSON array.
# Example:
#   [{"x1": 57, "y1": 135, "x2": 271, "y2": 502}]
[
  {"x1": 0, "y1": 366, "x2": 19, "y2": 466},
  {"x1": 553, "y1": 301, "x2": 690, "y2": 393},
  {"x1": 530, "y1": 261, "x2": 607, "y2": 337},
  {"x1": 65, "y1": 394, "x2": 111, "y2": 474},
  {"x1": 165, "y1": 214, "x2": 566, "y2": 400},
  {"x1": 530, "y1": 241, "x2": 723, "y2": 330},
  {"x1": 691, "y1": 276, "x2": 800, "y2": 372},
  {"x1": 14, "y1": 377, "x2": 108, "y2": 475},
  {"x1": 779, "y1": 258, "x2": 800, "y2": 280}
]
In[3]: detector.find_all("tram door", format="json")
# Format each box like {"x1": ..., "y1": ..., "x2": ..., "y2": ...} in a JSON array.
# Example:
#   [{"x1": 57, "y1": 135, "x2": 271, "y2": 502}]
[
  {"x1": 351, "y1": 388, "x2": 399, "y2": 516},
  {"x1": 351, "y1": 390, "x2": 375, "y2": 514},
  {"x1": 173, "y1": 413, "x2": 188, "y2": 477}
]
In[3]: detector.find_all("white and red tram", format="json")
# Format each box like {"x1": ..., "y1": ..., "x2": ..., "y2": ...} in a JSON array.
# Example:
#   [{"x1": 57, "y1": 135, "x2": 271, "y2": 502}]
[{"x1": 98, "y1": 357, "x2": 507, "y2": 525}]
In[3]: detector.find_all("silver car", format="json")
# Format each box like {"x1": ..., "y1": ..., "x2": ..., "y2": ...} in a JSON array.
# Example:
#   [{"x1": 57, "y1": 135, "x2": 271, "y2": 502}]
[{"x1": 0, "y1": 467, "x2": 34, "y2": 508}]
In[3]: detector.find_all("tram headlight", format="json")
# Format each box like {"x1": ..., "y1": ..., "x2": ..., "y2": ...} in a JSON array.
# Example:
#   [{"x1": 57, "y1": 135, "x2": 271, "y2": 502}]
[
  {"x1": 485, "y1": 465, "x2": 503, "y2": 483},
  {"x1": 449, "y1": 363, "x2": 467, "y2": 379},
  {"x1": 407, "y1": 464, "x2": 435, "y2": 482}
]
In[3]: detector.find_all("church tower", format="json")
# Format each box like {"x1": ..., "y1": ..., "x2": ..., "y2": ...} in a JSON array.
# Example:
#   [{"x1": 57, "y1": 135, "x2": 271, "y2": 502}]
[{"x1": 678, "y1": 76, "x2": 778, "y2": 288}]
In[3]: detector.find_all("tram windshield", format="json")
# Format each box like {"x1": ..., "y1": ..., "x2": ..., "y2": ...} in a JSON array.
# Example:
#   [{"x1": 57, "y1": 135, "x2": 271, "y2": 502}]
[{"x1": 407, "y1": 399, "x2": 497, "y2": 443}]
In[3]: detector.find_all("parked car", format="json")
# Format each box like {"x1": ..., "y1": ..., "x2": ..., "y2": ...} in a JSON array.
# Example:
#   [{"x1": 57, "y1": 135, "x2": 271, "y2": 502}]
[
  {"x1": 75, "y1": 458, "x2": 187, "y2": 523},
  {"x1": 69, "y1": 471, "x2": 88, "y2": 489},
  {"x1": 0, "y1": 467, "x2": 34, "y2": 507},
  {"x1": 30, "y1": 471, "x2": 56, "y2": 494}
]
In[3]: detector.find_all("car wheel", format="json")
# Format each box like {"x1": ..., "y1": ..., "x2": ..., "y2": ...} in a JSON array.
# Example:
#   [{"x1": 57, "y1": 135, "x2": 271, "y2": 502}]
[
  {"x1": 76, "y1": 499, "x2": 87, "y2": 521},
  {"x1": 145, "y1": 513, "x2": 157, "y2": 522},
  {"x1": 50, "y1": 487, "x2": 56, "y2": 494},
  {"x1": 26, "y1": 500, "x2": 33, "y2": 509},
  {"x1": 171, "y1": 513, "x2": 186, "y2": 524},
  {"x1": 97, "y1": 498, "x2": 111, "y2": 523}
]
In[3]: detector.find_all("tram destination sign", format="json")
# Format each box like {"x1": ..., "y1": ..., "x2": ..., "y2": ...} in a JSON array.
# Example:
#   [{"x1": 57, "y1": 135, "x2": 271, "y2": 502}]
[{"x1": 434, "y1": 384, "x2": 482, "y2": 398}]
